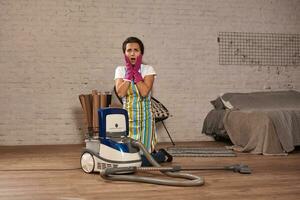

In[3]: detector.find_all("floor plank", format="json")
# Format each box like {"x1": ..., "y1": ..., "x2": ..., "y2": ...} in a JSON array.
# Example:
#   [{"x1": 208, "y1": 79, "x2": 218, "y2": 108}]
[{"x1": 0, "y1": 142, "x2": 299, "y2": 200}]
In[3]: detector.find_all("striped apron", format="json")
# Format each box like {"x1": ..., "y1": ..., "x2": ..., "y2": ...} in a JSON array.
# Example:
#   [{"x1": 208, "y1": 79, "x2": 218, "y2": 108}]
[{"x1": 123, "y1": 81, "x2": 157, "y2": 152}]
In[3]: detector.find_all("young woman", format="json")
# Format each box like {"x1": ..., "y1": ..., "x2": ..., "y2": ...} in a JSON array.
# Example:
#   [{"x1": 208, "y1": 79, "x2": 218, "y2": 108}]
[{"x1": 114, "y1": 37, "x2": 171, "y2": 165}]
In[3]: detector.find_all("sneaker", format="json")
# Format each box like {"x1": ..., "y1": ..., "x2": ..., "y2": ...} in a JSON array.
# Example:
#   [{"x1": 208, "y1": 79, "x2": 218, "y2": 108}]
[
  {"x1": 141, "y1": 151, "x2": 166, "y2": 166},
  {"x1": 158, "y1": 148, "x2": 173, "y2": 162}
]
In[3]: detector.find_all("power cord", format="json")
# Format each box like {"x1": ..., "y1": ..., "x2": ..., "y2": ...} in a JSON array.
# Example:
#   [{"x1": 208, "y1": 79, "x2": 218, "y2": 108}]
[{"x1": 0, "y1": 168, "x2": 81, "y2": 172}]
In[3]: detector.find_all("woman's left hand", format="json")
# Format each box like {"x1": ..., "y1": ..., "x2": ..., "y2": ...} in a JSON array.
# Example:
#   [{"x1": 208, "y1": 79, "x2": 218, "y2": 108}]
[
  {"x1": 134, "y1": 54, "x2": 142, "y2": 71},
  {"x1": 133, "y1": 55, "x2": 143, "y2": 83}
]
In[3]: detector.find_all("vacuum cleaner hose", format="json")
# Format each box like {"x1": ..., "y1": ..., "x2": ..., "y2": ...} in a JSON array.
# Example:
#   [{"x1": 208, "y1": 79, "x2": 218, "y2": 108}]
[{"x1": 100, "y1": 139, "x2": 204, "y2": 187}]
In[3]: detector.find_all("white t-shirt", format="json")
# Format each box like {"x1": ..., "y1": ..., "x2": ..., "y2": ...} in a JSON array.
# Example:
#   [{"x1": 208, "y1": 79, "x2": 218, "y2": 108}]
[{"x1": 114, "y1": 64, "x2": 156, "y2": 80}]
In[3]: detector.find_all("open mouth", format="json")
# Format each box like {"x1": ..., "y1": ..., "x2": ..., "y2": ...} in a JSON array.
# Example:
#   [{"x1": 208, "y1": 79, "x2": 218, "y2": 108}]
[{"x1": 130, "y1": 58, "x2": 136, "y2": 62}]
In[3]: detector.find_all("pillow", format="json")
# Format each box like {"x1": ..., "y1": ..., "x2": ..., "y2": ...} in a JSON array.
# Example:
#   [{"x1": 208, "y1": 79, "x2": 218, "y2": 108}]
[
  {"x1": 220, "y1": 96, "x2": 234, "y2": 109},
  {"x1": 210, "y1": 97, "x2": 225, "y2": 110}
]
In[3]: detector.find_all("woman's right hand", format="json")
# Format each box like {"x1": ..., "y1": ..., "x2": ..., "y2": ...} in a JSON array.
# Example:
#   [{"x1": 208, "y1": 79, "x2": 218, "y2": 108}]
[{"x1": 124, "y1": 55, "x2": 134, "y2": 82}]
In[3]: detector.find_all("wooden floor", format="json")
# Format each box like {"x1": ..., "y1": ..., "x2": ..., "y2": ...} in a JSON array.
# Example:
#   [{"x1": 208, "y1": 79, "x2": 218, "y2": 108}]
[{"x1": 0, "y1": 141, "x2": 300, "y2": 200}]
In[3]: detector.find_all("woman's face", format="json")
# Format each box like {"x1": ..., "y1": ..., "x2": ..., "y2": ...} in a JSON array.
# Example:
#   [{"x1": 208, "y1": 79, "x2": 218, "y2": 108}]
[{"x1": 125, "y1": 42, "x2": 141, "y2": 65}]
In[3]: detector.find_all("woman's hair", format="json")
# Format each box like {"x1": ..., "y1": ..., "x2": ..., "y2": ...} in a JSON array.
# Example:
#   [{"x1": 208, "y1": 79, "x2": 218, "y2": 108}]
[{"x1": 122, "y1": 37, "x2": 144, "y2": 55}]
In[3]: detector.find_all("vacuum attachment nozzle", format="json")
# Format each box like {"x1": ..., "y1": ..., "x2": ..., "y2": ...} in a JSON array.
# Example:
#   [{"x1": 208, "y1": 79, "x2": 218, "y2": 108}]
[
  {"x1": 225, "y1": 164, "x2": 252, "y2": 174},
  {"x1": 180, "y1": 163, "x2": 252, "y2": 174}
]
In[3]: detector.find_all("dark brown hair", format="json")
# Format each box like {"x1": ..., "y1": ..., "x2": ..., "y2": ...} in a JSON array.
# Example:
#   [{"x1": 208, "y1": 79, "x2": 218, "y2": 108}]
[{"x1": 122, "y1": 37, "x2": 144, "y2": 55}]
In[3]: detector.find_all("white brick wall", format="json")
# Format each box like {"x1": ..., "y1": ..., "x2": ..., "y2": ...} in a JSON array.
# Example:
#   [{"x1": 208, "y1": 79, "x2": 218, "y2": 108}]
[{"x1": 0, "y1": 0, "x2": 299, "y2": 145}]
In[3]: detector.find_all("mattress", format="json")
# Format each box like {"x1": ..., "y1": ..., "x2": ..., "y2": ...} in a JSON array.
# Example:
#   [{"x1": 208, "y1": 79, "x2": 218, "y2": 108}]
[{"x1": 203, "y1": 90, "x2": 300, "y2": 155}]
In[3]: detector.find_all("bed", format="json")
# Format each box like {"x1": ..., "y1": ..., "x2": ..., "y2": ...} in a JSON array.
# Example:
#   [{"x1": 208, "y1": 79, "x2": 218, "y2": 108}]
[{"x1": 202, "y1": 90, "x2": 300, "y2": 155}]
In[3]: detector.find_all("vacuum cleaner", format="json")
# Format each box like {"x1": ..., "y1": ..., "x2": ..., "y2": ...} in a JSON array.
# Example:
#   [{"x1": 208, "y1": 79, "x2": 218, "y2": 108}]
[
  {"x1": 80, "y1": 108, "x2": 250, "y2": 186},
  {"x1": 80, "y1": 107, "x2": 205, "y2": 186},
  {"x1": 80, "y1": 108, "x2": 142, "y2": 173}
]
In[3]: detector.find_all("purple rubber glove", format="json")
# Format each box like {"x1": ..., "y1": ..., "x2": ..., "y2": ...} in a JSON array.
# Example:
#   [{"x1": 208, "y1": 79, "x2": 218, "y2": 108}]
[
  {"x1": 124, "y1": 55, "x2": 134, "y2": 82},
  {"x1": 133, "y1": 55, "x2": 143, "y2": 84}
]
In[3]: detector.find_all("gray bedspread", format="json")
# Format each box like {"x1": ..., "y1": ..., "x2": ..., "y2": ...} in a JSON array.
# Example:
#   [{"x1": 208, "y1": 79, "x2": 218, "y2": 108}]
[{"x1": 222, "y1": 90, "x2": 300, "y2": 155}]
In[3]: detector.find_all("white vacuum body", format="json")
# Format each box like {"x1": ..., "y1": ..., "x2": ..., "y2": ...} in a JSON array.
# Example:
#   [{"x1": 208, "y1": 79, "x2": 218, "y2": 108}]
[{"x1": 80, "y1": 108, "x2": 142, "y2": 173}]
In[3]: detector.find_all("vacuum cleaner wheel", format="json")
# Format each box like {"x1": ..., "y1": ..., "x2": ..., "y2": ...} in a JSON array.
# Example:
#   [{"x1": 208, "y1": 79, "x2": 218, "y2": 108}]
[{"x1": 81, "y1": 152, "x2": 95, "y2": 173}]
